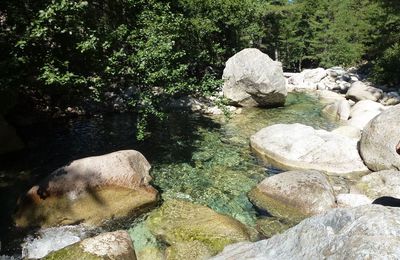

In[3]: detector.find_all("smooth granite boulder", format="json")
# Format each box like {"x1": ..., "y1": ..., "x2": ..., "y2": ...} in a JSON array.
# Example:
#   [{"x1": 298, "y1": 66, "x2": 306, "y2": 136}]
[
  {"x1": 359, "y1": 104, "x2": 400, "y2": 171},
  {"x1": 346, "y1": 81, "x2": 383, "y2": 102},
  {"x1": 15, "y1": 150, "x2": 158, "y2": 227},
  {"x1": 222, "y1": 48, "x2": 287, "y2": 107},
  {"x1": 213, "y1": 205, "x2": 400, "y2": 260},
  {"x1": 355, "y1": 170, "x2": 400, "y2": 200},
  {"x1": 248, "y1": 170, "x2": 336, "y2": 223}
]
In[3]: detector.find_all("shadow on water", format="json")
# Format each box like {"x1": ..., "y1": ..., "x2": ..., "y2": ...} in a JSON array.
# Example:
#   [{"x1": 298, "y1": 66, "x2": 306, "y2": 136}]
[{"x1": 0, "y1": 110, "x2": 220, "y2": 255}]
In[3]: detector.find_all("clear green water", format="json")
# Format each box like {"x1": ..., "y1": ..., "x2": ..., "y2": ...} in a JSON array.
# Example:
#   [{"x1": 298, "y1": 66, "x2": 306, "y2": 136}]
[
  {"x1": 129, "y1": 92, "x2": 340, "y2": 257},
  {"x1": 0, "y1": 92, "x2": 339, "y2": 256}
]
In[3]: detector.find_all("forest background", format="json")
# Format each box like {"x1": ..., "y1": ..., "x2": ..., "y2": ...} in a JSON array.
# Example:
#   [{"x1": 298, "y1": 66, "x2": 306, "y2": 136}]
[{"x1": 0, "y1": 0, "x2": 399, "y2": 136}]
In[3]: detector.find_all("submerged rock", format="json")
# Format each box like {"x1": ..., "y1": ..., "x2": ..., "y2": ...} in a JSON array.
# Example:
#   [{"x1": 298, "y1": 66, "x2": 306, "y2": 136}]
[
  {"x1": 44, "y1": 230, "x2": 136, "y2": 260},
  {"x1": 213, "y1": 205, "x2": 400, "y2": 259},
  {"x1": 250, "y1": 123, "x2": 369, "y2": 175},
  {"x1": 166, "y1": 241, "x2": 212, "y2": 260},
  {"x1": 146, "y1": 200, "x2": 252, "y2": 257},
  {"x1": 255, "y1": 218, "x2": 293, "y2": 239},
  {"x1": 222, "y1": 48, "x2": 287, "y2": 107},
  {"x1": 359, "y1": 104, "x2": 400, "y2": 171},
  {"x1": 248, "y1": 170, "x2": 336, "y2": 223},
  {"x1": 15, "y1": 150, "x2": 158, "y2": 228}
]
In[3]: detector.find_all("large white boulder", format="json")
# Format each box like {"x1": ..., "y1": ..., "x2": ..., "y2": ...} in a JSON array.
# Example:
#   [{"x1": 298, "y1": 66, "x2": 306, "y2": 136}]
[
  {"x1": 347, "y1": 100, "x2": 386, "y2": 130},
  {"x1": 222, "y1": 48, "x2": 287, "y2": 107},
  {"x1": 359, "y1": 104, "x2": 400, "y2": 171},
  {"x1": 213, "y1": 205, "x2": 400, "y2": 260}
]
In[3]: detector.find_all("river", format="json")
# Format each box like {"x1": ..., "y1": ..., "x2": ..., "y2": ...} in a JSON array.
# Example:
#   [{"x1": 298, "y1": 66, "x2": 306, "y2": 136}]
[{"x1": 0, "y1": 92, "x2": 340, "y2": 258}]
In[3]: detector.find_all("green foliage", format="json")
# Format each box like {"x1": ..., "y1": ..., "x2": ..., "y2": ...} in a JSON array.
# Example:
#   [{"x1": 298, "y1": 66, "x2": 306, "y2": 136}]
[
  {"x1": 372, "y1": 43, "x2": 400, "y2": 85},
  {"x1": 367, "y1": 0, "x2": 400, "y2": 85},
  {"x1": 1, "y1": 0, "x2": 400, "y2": 127}
]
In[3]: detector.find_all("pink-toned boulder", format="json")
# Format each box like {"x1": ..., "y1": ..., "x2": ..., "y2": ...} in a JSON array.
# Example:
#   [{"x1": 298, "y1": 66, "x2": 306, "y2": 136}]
[{"x1": 15, "y1": 150, "x2": 158, "y2": 228}]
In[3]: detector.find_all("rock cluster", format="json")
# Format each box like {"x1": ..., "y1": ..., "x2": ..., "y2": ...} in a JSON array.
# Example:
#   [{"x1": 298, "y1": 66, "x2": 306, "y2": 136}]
[{"x1": 287, "y1": 67, "x2": 398, "y2": 132}]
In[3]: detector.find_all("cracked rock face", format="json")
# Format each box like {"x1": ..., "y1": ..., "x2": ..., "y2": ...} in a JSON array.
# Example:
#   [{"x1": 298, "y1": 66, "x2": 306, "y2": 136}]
[
  {"x1": 212, "y1": 205, "x2": 400, "y2": 260},
  {"x1": 222, "y1": 48, "x2": 287, "y2": 107},
  {"x1": 250, "y1": 123, "x2": 369, "y2": 175}
]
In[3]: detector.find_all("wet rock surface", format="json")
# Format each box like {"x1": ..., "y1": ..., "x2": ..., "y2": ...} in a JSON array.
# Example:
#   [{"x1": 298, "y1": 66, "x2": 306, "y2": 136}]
[
  {"x1": 248, "y1": 170, "x2": 336, "y2": 223},
  {"x1": 146, "y1": 199, "x2": 253, "y2": 257}
]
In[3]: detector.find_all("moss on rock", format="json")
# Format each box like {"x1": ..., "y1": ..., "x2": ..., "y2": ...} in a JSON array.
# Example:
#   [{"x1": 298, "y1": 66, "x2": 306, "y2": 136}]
[
  {"x1": 248, "y1": 187, "x2": 308, "y2": 224},
  {"x1": 166, "y1": 241, "x2": 212, "y2": 260},
  {"x1": 146, "y1": 199, "x2": 252, "y2": 256},
  {"x1": 256, "y1": 218, "x2": 294, "y2": 238},
  {"x1": 44, "y1": 230, "x2": 136, "y2": 260}
]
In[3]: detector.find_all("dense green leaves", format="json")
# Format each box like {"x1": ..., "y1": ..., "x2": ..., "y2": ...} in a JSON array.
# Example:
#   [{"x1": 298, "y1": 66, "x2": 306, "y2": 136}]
[{"x1": 0, "y1": 0, "x2": 399, "y2": 137}]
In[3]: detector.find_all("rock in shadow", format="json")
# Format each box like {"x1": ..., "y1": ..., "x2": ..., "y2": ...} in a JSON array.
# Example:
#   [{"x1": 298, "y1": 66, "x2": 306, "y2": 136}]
[{"x1": 372, "y1": 196, "x2": 400, "y2": 207}]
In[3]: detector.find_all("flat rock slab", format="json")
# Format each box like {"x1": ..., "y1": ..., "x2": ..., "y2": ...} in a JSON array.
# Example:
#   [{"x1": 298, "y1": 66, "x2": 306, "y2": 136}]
[
  {"x1": 213, "y1": 205, "x2": 400, "y2": 260},
  {"x1": 250, "y1": 123, "x2": 369, "y2": 175}
]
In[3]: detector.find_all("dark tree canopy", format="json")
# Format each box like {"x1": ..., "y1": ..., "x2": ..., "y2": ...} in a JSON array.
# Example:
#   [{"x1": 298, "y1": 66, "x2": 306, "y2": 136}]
[{"x1": 1, "y1": 0, "x2": 399, "y2": 137}]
